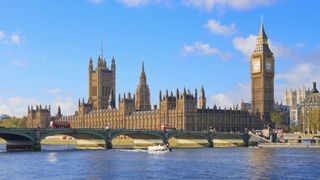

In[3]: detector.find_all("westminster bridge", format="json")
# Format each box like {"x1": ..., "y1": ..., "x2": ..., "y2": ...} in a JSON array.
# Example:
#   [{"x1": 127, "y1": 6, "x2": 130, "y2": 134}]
[{"x1": 0, "y1": 128, "x2": 250, "y2": 151}]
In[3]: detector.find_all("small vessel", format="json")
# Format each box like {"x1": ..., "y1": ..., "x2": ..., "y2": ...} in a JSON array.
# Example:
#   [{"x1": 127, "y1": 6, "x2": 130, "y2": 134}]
[{"x1": 147, "y1": 144, "x2": 171, "y2": 152}]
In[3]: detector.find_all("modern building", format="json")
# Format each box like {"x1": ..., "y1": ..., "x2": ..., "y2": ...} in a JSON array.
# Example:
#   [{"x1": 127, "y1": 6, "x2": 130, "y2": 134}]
[{"x1": 301, "y1": 82, "x2": 320, "y2": 134}]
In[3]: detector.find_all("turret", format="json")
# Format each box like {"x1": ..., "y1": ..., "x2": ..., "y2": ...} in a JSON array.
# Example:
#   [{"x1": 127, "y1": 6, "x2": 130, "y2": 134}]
[
  {"x1": 198, "y1": 86, "x2": 206, "y2": 109},
  {"x1": 89, "y1": 57, "x2": 93, "y2": 72},
  {"x1": 111, "y1": 56, "x2": 116, "y2": 71}
]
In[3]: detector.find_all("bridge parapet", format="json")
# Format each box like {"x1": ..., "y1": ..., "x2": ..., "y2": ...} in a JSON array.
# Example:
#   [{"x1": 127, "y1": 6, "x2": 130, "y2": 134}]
[{"x1": 0, "y1": 128, "x2": 250, "y2": 151}]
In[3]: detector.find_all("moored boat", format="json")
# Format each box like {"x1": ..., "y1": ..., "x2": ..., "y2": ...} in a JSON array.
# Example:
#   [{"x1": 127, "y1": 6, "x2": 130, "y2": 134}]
[{"x1": 147, "y1": 144, "x2": 171, "y2": 152}]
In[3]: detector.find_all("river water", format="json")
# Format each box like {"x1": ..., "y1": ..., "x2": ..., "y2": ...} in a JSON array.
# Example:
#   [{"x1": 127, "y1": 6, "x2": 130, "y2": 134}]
[{"x1": 0, "y1": 145, "x2": 319, "y2": 180}]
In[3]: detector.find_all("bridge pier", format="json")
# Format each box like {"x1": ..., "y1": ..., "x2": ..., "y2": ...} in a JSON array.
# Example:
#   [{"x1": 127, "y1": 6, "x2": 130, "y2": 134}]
[
  {"x1": 208, "y1": 133, "x2": 214, "y2": 148},
  {"x1": 242, "y1": 134, "x2": 250, "y2": 147},
  {"x1": 106, "y1": 141, "x2": 113, "y2": 149},
  {"x1": 6, "y1": 141, "x2": 41, "y2": 152},
  {"x1": 208, "y1": 141, "x2": 214, "y2": 148}
]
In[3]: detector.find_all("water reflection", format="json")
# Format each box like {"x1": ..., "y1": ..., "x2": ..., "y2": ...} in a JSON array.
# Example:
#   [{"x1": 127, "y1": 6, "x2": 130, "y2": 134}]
[
  {"x1": 47, "y1": 152, "x2": 58, "y2": 164},
  {"x1": 248, "y1": 148, "x2": 275, "y2": 178}
]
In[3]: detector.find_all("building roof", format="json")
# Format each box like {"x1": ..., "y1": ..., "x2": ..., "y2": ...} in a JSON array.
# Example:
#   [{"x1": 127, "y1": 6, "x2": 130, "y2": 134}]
[{"x1": 301, "y1": 82, "x2": 320, "y2": 106}]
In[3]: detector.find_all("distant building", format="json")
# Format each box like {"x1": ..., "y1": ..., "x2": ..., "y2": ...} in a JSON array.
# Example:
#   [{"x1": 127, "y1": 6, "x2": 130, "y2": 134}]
[
  {"x1": 26, "y1": 105, "x2": 51, "y2": 128},
  {"x1": 274, "y1": 102, "x2": 290, "y2": 126},
  {"x1": 301, "y1": 82, "x2": 320, "y2": 134},
  {"x1": 0, "y1": 114, "x2": 11, "y2": 120},
  {"x1": 240, "y1": 101, "x2": 290, "y2": 126},
  {"x1": 285, "y1": 87, "x2": 311, "y2": 126}
]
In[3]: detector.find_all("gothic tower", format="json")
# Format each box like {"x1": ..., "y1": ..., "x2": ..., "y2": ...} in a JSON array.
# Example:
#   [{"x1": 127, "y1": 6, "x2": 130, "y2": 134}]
[
  {"x1": 198, "y1": 86, "x2": 206, "y2": 109},
  {"x1": 251, "y1": 17, "x2": 275, "y2": 125},
  {"x1": 135, "y1": 61, "x2": 151, "y2": 111},
  {"x1": 88, "y1": 54, "x2": 116, "y2": 110}
]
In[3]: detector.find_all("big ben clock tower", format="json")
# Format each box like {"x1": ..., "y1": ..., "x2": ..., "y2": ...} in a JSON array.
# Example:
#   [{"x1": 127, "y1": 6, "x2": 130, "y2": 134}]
[{"x1": 251, "y1": 17, "x2": 275, "y2": 125}]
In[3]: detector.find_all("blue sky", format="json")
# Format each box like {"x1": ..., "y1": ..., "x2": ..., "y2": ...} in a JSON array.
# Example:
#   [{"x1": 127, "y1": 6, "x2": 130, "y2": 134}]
[{"x1": 1, "y1": 0, "x2": 320, "y2": 117}]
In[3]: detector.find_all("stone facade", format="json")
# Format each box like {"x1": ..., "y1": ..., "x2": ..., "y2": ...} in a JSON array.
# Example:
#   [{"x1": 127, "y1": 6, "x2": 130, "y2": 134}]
[
  {"x1": 301, "y1": 82, "x2": 320, "y2": 134},
  {"x1": 26, "y1": 20, "x2": 269, "y2": 132},
  {"x1": 285, "y1": 87, "x2": 311, "y2": 126},
  {"x1": 88, "y1": 56, "x2": 116, "y2": 110},
  {"x1": 61, "y1": 59, "x2": 262, "y2": 132},
  {"x1": 26, "y1": 105, "x2": 51, "y2": 128},
  {"x1": 65, "y1": 87, "x2": 261, "y2": 132},
  {"x1": 251, "y1": 18, "x2": 275, "y2": 125},
  {"x1": 135, "y1": 62, "x2": 151, "y2": 111}
]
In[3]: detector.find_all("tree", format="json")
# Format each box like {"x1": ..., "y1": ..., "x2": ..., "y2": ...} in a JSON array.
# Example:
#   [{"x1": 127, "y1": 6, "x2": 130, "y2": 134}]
[
  {"x1": 270, "y1": 112, "x2": 287, "y2": 128},
  {"x1": 0, "y1": 117, "x2": 27, "y2": 128}
]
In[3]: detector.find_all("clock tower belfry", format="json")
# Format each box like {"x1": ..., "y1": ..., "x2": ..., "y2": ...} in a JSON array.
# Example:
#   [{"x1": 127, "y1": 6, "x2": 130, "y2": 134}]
[{"x1": 250, "y1": 17, "x2": 275, "y2": 125}]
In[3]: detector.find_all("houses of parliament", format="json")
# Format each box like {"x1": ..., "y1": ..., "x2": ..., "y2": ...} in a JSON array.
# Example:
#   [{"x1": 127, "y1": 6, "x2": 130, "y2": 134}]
[{"x1": 27, "y1": 19, "x2": 275, "y2": 132}]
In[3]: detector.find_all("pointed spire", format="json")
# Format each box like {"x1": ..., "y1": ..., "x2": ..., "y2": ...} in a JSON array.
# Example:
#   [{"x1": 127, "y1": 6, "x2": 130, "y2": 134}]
[
  {"x1": 254, "y1": 16, "x2": 271, "y2": 54},
  {"x1": 259, "y1": 15, "x2": 267, "y2": 39},
  {"x1": 111, "y1": 56, "x2": 116, "y2": 70},
  {"x1": 142, "y1": 61, "x2": 145, "y2": 73},
  {"x1": 176, "y1": 88, "x2": 180, "y2": 99},
  {"x1": 159, "y1": 90, "x2": 162, "y2": 101},
  {"x1": 200, "y1": 86, "x2": 205, "y2": 98}
]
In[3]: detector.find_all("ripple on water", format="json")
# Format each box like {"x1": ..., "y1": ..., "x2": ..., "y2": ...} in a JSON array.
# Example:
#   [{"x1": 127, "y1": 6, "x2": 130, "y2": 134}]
[{"x1": 0, "y1": 145, "x2": 320, "y2": 180}]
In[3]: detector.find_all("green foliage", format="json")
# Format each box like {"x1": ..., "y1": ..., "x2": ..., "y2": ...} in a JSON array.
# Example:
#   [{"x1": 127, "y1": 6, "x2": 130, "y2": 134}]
[
  {"x1": 290, "y1": 125, "x2": 301, "y2": 132},
  {"x1": 270, "y1": 112, "x2": 286, "y2": 128},
  {"x1": 0, "y1": 117, "x2": 27, "y2": 128}
]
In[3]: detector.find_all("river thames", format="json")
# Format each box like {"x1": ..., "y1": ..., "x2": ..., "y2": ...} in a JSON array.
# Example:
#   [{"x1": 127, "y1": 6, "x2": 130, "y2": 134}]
[{"x1": 0, "y1": 145, "x2": 319, "y2": 180}]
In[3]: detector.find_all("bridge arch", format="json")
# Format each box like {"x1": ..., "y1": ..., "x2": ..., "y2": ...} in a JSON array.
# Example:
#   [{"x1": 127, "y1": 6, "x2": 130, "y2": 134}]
[
  {"x1": 0, "y1": 131, "x2": 34, "y2": 142},
  {"x1": 168, "y1": 132, "x2": 209, "y2": 140},
  {"x1": 0, "y1": 130, "x2": 36, "y2": 151},
  {"x1": 40, "y1": 129, "x2": 109, "y2": 149},
  {"x1": 111, "y1": 130, "x2": 164, "y2": 140},
  {"x1": 110, "y1": 130, "x2": 165, "y2": 148},
  {"x1": 40, "y1": 130, "x2": 107, "y2": 142},
  {"x1": 168, "y1": 132, "x2": 210, "y2": 148},
  {"x1": 213, "y1": 133, "x2": 248, "y2": 147}
]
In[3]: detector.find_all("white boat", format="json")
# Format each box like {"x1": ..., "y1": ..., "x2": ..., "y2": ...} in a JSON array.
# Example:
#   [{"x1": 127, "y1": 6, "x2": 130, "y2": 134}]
[{"x1": 147, "y1": 144, "x2": 171, "y2": 152}]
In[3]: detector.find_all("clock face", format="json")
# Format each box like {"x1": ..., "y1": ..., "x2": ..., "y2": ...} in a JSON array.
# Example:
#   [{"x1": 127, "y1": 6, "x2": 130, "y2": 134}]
[
  {"x1": 265, "y1": 59, "x2": 273, "y2": 72},
  {"x1": 252, "y1": 59, "x2": 261, "y2": 73}
]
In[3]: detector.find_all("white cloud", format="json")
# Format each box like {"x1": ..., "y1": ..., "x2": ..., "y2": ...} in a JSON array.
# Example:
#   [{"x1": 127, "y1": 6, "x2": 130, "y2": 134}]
[
  {"x1": 11, "y1": 60, "x2": 27, "y2": 69},
  {"x1": 0, "y1": 97, "x2": 40, "y2": 117},
  {"x1": 118, "y1": 0, "x2": 172, "y2": 8},
  {"x1": 119, "y1": 0, "x2": 150, "y2": 7},
  {"x1": 47, "y1": 88, "x2": 62, "y2": 96},
  {"x1": 209, "y1": 82, "x2": 250, "y2": 108},
  {"x1": 52, "y1": 95, "x2": 76, "y2": 116},
  {"x1": 276, "y1": 63, "x2": 320, "y2": 88},
  {"x1": 47, "y1": 88, "x2": 77, "y2": 115},
  {"x1": 0, "y1": 89, "x2": 77, "y2": 118},
  {"x1": 206, "y1": 19, "x2": 237, "y2": 36},
  {"x1": 232, "y1": 34, "x2": 256, "y2": 57},
  {"x1": 232, "y1": 34, "x2": 296, "y2": 60},
  {"x1": 10, "y1": 32, "x2": 21, "y2": 44},
  {"x1": 181, "y1": 42, "x2": 232, "y2": 60},
  {"x1": 0, "y1": 31, "x2": 5, "y2": 41},
  {"x1": 182, "y1": 0, "x2": 276, "y2": 11},
  {"x1": 88, "y1": 0, "x2": 105, "y2": 5}
]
